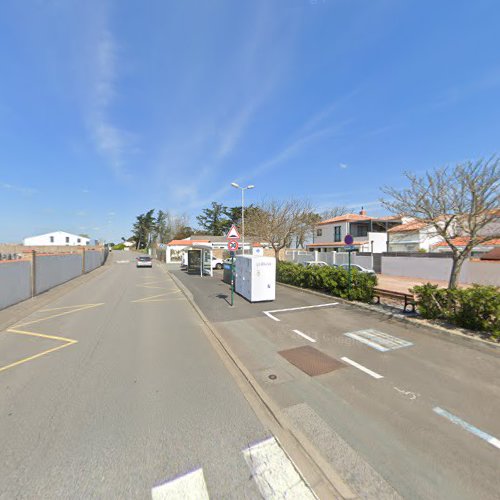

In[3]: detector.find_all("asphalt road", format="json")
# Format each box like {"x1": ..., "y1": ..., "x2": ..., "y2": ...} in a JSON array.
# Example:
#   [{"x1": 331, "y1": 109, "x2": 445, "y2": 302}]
[
  {"x1": 0, "y1": 252, "x2": 316, "y2": 499},
  {"x1": 173, "y1": 267, "x2": 500, "y2": 500}
]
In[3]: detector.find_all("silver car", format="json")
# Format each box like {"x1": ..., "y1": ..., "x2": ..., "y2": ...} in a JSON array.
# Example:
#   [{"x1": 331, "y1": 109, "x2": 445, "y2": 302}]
[
  {"x1": 339, "y1": 263, "x2": 375, "y2": 275},
  {"x1": 136, "y1": 256, "x2": 153, "y2": 268}
]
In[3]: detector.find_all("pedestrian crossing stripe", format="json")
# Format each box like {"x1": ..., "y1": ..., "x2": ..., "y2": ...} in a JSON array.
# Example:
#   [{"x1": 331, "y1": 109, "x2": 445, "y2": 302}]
[
  {"x1": 344, "y1": 329, "x2": 413, "y2": 352},
  {"x1": 151, "y1": 436, "x2": 316, "y2": 499}
]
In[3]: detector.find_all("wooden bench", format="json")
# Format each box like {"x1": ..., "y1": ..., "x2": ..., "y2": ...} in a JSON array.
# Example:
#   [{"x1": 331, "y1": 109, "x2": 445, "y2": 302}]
[{"x1": 373, "y1": 287, "x2": 416, "y2": 313}]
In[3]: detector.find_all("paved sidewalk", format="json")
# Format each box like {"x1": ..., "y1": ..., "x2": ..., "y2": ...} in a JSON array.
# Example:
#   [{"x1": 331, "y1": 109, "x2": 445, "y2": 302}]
[
  {"x1": 170, "y1": 267, "x2": 500, "y2": 500},
  {"x1": 377, "y1": 274, "x2": 468, "y2": 294}
]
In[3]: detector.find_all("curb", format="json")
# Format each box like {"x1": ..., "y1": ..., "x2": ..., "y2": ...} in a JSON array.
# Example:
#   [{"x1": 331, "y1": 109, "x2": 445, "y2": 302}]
[
  {"x1": 277, "y1": 282, "x2": 499, "y2": 351},
  {"x1": 168, "y1": 270, "x2": 356, "y2": 500}
]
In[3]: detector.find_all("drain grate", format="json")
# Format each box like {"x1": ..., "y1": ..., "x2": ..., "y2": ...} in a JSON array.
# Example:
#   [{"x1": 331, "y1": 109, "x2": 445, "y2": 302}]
[{"x1": 278, "y1": 346, "x2": 344, "y2": 376}]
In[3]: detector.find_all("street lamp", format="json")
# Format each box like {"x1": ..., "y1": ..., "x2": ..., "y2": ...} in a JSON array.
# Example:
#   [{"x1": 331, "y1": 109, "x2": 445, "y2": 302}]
[{"x1": 231, "y1": 182, "x2": 255, "y2": 254}]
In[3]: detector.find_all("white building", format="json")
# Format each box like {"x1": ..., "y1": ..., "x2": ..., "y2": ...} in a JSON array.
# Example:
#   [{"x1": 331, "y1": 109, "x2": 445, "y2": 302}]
[
  {"x1": 307, "y1": 210, "x2": 404, "y2": 253},
  {"x1": 23, "y1": 231, "x2": 91, "y2": 246}
]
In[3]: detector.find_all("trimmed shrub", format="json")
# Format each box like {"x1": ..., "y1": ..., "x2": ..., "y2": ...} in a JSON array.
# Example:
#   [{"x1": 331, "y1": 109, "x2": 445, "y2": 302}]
[
  {"x1": 412, "y1": 283, "x2": 500, "y2": 339},
  {"x1": 276, "y1": 261, "x2": 377, "y2": 303},
  {"x1": 112, "y1": 243, "x2": 125, "y2": 250}
]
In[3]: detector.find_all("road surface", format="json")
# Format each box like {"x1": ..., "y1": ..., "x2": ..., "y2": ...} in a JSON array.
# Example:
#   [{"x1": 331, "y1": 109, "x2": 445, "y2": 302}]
[{"x1": 0, "y1": 252, "x2": 316, "y2": 498}]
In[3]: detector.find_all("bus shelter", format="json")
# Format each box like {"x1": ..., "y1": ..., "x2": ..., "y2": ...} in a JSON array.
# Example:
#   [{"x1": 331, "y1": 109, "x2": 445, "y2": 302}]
[{"x1": 187, "y1": 243, "x2": 213, "y2": 277}]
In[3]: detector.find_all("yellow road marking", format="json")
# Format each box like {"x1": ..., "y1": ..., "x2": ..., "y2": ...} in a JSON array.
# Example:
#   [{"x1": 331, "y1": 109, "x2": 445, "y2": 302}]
[
  {"x1": 14, "y1": 303, "x2": 104, "y2": 328},
  {"x1": 7, "y1": 328, "x2": 77, "y2": 344},
  {"x1": 132, "y1": 290, "x2": 181, "y2": 302},
  {"x1": 0, "y1": 302, "x2": 103, "y2": 373},
  {"x1": 0, "y1": 342, "x2": 76, "y2": 373},
  {"x1": 38, "y1": 304, "x2": 102, "y2": 313}
]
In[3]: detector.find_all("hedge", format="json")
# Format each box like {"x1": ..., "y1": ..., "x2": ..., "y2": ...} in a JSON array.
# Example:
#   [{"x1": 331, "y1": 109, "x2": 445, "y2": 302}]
[
  {"x1": 276, "y1": 261, "x2": 377, "y2": 303},
  {"x1": 412, "y1": 283, "x2": 500, "y2": 339}
]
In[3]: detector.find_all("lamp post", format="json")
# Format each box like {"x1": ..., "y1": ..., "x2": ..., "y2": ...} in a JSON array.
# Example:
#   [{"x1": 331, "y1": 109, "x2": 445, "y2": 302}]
[{"x1": 231, "y1": 182, "x2": 254, "y2": 254}]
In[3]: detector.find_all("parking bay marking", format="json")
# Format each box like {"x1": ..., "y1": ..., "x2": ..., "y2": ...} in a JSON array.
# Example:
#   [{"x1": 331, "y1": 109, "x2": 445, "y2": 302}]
[
  {"x1": 344, "y1": 329, "x2": 413, "y2": 352},
  {"x1": 263, "y1": 302, "x2": 339, "y2": 322},
  {"x1": 433, "y1": 407, "x2": 500, "y2": 450}
]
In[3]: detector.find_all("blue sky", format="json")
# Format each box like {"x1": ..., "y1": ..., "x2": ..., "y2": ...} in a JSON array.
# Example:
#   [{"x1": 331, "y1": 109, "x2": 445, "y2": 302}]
[{"x1": 1, "y1": 0, "x2": 499, "y2": 243}]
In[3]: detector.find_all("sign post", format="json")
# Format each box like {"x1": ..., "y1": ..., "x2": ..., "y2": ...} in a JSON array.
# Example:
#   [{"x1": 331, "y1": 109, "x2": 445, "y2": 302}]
[
  {"x1": 226, "y1": 226, "x2": 241, "y2": 307},
  {"x1": 344, "y1": 234, "x2": 354, "y2": 299}
]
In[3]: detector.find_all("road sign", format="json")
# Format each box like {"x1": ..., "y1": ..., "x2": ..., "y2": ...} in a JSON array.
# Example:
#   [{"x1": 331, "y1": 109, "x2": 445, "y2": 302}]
[
  {"x1": 344, "y1": 245, "x2": 356, "y2": 251},
  {"x1": 228, "y1": 240, "x2": 239, "y2": 251},
  {"x1": 344, "y1": 234, "x2": 353, "y2": 245},
  {"x1": 226, "y1": 225, "x2": 240, "y2": 240}
]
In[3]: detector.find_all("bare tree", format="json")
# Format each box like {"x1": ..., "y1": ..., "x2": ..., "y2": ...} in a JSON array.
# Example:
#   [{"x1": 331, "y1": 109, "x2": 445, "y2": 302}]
[
  {"x1": 245, "y1": 199, "x2": 316, "y2": 260},
  {"x1": 320, "y1": 206, "x2": 348, "y2": 220},
  {"x1": 381, "y1": 157, "x2": 500, "y2": 289}
]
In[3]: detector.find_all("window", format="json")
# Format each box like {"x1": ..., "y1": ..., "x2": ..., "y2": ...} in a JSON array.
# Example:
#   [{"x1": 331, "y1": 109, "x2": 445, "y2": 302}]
[
  {"x1": 50, "y1": 236, "x2": 54, "y2": 243},
  {"x1": 65, "y1": 236, "x2": 70, "y2": 243},
  {"x1": 334, "y1": 226, "x2": 341, "y2": 242},
  {"x1": 77, "y1": 238, "x2": 81, "y2": 243},
  {"x1": 316, "y1": 228, "x2": 322, "y2": 236},
  {"x1": 356, "y1": 225, "x2": 368, "y2": 237}
]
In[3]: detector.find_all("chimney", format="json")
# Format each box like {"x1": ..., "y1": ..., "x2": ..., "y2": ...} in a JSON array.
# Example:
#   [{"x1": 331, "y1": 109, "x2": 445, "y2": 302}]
[{"x1": 359, "y1": 206, "x2": 367, "y2": 216}]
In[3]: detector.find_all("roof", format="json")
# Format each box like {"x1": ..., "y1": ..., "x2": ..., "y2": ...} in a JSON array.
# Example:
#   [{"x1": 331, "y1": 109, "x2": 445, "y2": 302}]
[
  {"x1": 387, "y1": 220, "x2": 427, "y2": 233},
  {"x1": 167, "y1": 239, "x2": 209, "y2": 246},
  {"x1": 433, "y1": 237, "x2": 500, "y2": 248},
  {"x1": 24, "y1": 230, "x2": 90, "y2": 240},
  {"x1": 480, "y1": 247, "x2": 500, "y2": 260},
  {"x1": 307, "y1": 241, "x2": 368, "y2": 248},
  {"x1": 189, "y1": 234, "x2": 228, "y2": 242},
  {"x1": 317, "y1": 213, "x2": 372, "y2": 225}
]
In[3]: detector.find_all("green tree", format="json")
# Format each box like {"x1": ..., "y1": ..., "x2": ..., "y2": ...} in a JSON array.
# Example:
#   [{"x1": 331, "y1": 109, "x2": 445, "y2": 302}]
[
  {"x1": 132, "y1": 209, "x2": 156, "y2": 249},
  {"x1": 196, "y1": 202, "x2": 232, "y2": 235}
]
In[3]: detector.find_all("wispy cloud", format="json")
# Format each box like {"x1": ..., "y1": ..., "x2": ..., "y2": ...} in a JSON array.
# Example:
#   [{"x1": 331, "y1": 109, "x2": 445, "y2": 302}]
[
  {"x1": 1, "y1": 182, "x2": 37, "y2": 196},
  {"x1": 339, "y1": 163, "x2": 348, "y2": 169},
  {"x1": 84, "y1": 18, "x2": 134, "y2": 180}
]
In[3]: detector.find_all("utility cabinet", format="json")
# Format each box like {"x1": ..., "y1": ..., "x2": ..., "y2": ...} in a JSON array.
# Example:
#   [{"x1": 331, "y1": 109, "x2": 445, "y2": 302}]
[{"x1": 235, "y1": 255, "x2": 276, "y2": 302}]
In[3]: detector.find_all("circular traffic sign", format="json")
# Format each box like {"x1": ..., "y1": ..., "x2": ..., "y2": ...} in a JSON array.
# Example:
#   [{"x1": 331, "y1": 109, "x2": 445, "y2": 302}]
[
  {"x1": 344, "y1": 234, "x2": 353, "y2": 245},
  {"x1": 228, "y1": 240, "x2": 239, "y2": 251}
]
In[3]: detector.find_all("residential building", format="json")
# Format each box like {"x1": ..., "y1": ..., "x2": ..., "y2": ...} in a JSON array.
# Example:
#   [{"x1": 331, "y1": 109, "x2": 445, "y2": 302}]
[
  {"x1": 387, "y1": 221, "x2": 442, "y2": 252},
  {"x1": 307, "y1": 210, "x2": 404, "y2": 253},
  {"x1": 23, "y1": 231, "x2": 91, "y2": 246}
]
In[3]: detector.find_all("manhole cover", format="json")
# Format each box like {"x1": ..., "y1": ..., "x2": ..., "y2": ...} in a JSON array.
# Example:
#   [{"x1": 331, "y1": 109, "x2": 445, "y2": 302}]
[
  {"x1": 278, "y1": 346, "x2": 345, "y2": 376},
  {"x1": 268, "y1": 374, "x2": 277, "y2": 380}
]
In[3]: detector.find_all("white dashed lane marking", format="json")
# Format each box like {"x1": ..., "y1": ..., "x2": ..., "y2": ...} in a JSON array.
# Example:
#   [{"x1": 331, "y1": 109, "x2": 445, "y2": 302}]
[
  {"x1": 341, "y1": 357, "x2": 384, "y2": 379},
  {"x1": 292, "y1": 329, "x2": 316, "y2": 343},
  {"x1": 433, "y1": 407, "x2": 500, "y2": 450},
  {"x1": 344, "y1": 329, "x2": 413, "y2": 352}
]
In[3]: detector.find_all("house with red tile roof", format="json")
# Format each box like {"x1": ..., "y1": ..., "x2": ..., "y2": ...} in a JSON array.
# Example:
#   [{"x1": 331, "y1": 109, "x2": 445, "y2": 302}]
[{"x1": 307, "y1": 209, "x2": 405, "y2": 253}]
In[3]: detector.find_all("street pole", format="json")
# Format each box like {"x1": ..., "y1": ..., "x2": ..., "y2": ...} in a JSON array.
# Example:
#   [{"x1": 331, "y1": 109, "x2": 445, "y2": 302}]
[
  {"x1": 347, "y1": 250, "x2": 352, "y2": 300},
  {"x1": 231, "y1": 254, "x2": 234, "y2": 306},
  {"x1": 241, "y1": 188, "x2": 245, "y2": 255}
]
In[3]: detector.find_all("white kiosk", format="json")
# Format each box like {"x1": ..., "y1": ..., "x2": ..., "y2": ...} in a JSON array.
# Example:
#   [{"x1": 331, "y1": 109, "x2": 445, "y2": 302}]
[{"x1": 235, "y1": 255, "x2": 276, "y2": 302}]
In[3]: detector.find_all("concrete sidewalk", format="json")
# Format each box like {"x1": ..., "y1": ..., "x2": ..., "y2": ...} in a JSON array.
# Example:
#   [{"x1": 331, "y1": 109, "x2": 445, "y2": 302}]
[{"x1": 170, "y1": 266, "x2": 500, "y2": 500}]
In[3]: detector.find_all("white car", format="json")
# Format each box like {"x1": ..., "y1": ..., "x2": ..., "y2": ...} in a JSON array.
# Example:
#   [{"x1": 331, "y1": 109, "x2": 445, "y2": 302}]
[
  {"x1": 339, "y1": 263, "x2": 375, "y2": 275},
  {"x1": 136, "y1": 256, "x2": 153, "y2": 268},
  {"x1": 303, "y1": 261, "x2": 329, "y2": 267},
  {"x1": 212, "y1": 257, "x2": 224, "y2": 270}
]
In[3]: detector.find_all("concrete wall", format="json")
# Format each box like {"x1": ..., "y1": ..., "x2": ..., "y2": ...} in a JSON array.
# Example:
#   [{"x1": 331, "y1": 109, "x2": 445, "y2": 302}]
[
  {"x1": 84, "y1": 251, "x2": 103, "y2": 273},
  {"x1": 381, "y1": 255, "x2": 500, "y2": 286},
  {"x1": 0, "y1": 261, "x2": 32, "y2": 309},
  {"x1": 35, "y1": 254, "x2": 83, "y2": 294}
]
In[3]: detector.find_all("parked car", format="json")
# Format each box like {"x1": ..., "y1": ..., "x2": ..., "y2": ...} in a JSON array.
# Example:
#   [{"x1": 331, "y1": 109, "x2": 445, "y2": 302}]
[
  {"x1": 212, "y1": 256, "x2": 224, "y2": 270},
  {"x1": 136, "y1": 256, "x2": 153, "y2": 268},
  {"x1": 303, "y1": 261, "x2": 329, "y2": 267},
  {"x1": 339, "y1": 263, "x2": 375, "y2": 275}
]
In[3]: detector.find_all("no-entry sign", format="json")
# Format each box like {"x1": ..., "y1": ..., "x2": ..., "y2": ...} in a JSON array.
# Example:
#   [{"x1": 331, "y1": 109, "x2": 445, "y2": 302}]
[{"x1": 228, "y1": 240, "x2": 239, "y2": 251}]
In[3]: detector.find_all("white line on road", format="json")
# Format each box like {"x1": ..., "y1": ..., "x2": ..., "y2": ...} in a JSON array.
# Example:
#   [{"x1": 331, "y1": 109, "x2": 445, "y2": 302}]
[
  {"x1": 344, "y1": 329, "x2": 413, "y2": 352},
  {"x1": 243, "y1": 436, "x2": 317, "y2": 499},
  {"x1": 341, "y1": 357, "x2": 384, "y2": 379},
  {"x1": 292, "y1": 329, "x2": 316, "y2": 342},
  {"x1": 263, "y1": 302, "x2": 338, "y2": 322},
  {"x1": 433, "y1": 407, "x2": 500, "y2": 450},
  {"x1": 151, "y1": 468, "x2": 209, "y2": 499}
]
